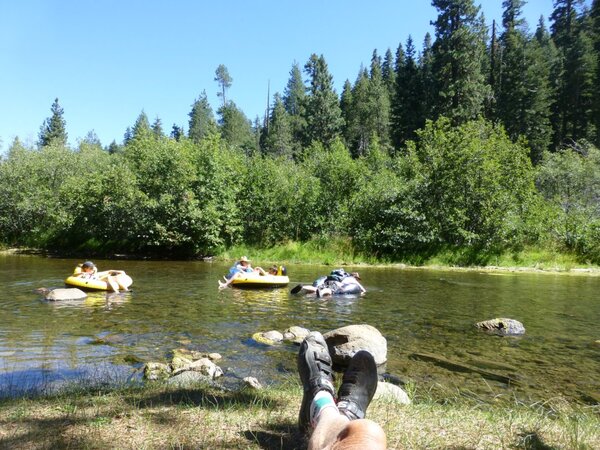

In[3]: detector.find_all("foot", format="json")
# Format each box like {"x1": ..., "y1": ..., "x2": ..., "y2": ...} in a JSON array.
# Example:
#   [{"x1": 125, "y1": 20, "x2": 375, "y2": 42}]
[
  {"x1": 337, "y1": 350, "x2": 378, "y2": 421},
  {"x1": 298, "y1": 331, "x2": 335, "y2": 432}
]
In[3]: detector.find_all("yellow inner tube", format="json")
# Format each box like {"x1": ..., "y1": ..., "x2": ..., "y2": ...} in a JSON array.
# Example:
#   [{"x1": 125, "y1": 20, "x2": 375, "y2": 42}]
[{"x1": 65, "y1": 268, "x2": 133, "y2": 291}]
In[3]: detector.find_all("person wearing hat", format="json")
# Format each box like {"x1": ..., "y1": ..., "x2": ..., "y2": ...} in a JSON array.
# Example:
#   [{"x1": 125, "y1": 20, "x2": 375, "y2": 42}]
[
  {"x1": 76, "y1": 261, "x2": 126, "y2": 293},
  {"x1": 218, "y1": 256, "x2": 266, "y2": 288}
]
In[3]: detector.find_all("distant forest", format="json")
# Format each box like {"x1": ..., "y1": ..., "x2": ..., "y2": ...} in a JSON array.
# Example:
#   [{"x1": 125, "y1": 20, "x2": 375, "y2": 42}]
[{"x1": 2, "y1": 0, "x2": 600, "y2": 263}]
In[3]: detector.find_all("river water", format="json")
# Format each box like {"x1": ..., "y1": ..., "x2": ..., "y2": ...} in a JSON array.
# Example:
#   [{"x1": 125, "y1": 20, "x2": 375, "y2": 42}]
[{"x1": 1, "y1": 253, "x2": 599, "y2": 404}]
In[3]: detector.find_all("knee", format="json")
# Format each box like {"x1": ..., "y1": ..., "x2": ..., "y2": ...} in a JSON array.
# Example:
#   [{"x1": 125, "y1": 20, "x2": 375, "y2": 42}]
[{"x1": 334, "y1": 419, "x2": 386, "y2": 449}]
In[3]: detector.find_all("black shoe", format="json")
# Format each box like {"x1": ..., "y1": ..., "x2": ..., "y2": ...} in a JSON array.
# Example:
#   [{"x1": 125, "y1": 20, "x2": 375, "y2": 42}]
[
  {"x1": 298, "y1": 331, "x2": 335, "y2": 432},
  {"x1": 337, "y1": 350, "x2": 378, "y2": 421}
]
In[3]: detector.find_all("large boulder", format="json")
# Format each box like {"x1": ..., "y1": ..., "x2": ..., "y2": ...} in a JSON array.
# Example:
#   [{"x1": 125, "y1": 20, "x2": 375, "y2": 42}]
[
  {"x1": 476, "y1": 318, "x2": 525, "y2": 336},
  {"x1": 37, "y1": 287, "x2": 87, "y2": 301},
  {"x1": 324, "y1": 324, "x2": 387, "y2": 366}
]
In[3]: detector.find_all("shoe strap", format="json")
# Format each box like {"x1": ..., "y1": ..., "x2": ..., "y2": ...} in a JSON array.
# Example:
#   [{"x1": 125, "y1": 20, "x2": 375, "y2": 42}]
[{"x1": 337, "y1": 399, "x2": 365, "y2": 420}]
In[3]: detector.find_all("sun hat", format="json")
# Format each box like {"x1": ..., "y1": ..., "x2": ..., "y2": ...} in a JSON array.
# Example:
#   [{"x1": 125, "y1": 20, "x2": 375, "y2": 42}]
[{"x1": 239, "y1": 256, "x2": 251, "y2": 263}]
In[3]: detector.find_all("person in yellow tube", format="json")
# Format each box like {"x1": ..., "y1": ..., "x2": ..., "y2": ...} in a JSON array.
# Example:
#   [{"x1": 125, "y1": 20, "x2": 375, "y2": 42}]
[{"x1": 77, "y1": 261, "x2": 127, "y2": 293}]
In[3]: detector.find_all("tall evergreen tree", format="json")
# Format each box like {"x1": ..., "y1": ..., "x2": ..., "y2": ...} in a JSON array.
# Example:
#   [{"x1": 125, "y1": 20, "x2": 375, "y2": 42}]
[
  {"x1": 283, "y1": 62, "x2": 307, "y2": 153},
  {"x1": 382, "y1": 48, "x2": 397, "y2": 99},
  {"x1": 38, "y1": 98, "x2": 68, "y2": 147},
  {"x1": 340, "y1": 79, "x2": 354, "y2": 146},
  {"x1": 431, "y1": 0, "x2": 490, "y2": 124},
  {"x1": 346, "y1": 67, "x2": 371, "y2": 156},
  {"x1": 419, "y1": 33, "x2": 436, "y2": 126},
  {"x1": 392, "y1": 36, "x2": 422, "y2": 147},
  {"x1": 263, "y1": 93, "x2": 294, "y2": 158},
  {"x1": 218, "y1": 101, "x2": 255, "y2": 154},
  {"x1": 151, "y1": 117, "x2": 164, "y2": 139},
  {"x1": 550, "y1": 0, "x2": 595, "y2": 145},
  {"x1": 302, "y1": 54, "x2": 344, "y2": 146},
  {"x1": 497, "y1": 2, "x2": 553, "y2": 163},
  {"x1": 188, "y1": 91, "x2": 217, "y2": 143},
  {"x1": 123, "y1": 127, "x2": 133, "y2": 145},
  {"x1": 488, "y1": 19, "x2": 502, "y2": 116},
  {"x1": 368, "y1": 49, "x2": 391, "y2": 152},
  {"x1": 592, "y1": 0, "x2": 600, "y2": 145},
  {"x1": 214, "y1": 64, "x2": 232, "y2": 108},
  {"x1": 131, "y1": 111, "x2": 152, "y2": 140}
]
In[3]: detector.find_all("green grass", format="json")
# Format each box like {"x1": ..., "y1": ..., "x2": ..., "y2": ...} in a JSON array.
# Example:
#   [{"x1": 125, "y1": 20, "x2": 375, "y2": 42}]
[
  {"x1": 219, "y1": 236, "x2": 378, "y2": 266},
  {"x1": 215, "y1": 239, "x2": 600, "y2": 274},
  {"x1": 0, "y1": 381, "x2": 598, "y2": 449}
]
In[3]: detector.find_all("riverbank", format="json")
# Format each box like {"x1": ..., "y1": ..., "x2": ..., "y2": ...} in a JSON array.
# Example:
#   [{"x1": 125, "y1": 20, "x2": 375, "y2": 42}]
[
  {"x1": 3, "y1": 242, "x2": 600, "y2": 277},
  {"x1": 219, "y1": 241, "x2": 600, "y2": 276},
  {"x1": 1, "y1": 381, "x2": 598, "y2": 449}
]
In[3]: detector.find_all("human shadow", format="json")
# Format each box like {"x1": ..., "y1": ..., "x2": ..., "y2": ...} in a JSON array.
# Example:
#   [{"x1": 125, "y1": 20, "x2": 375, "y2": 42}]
[{"x1": 243, "y1": 422, "x2": 306, "y2": 450}]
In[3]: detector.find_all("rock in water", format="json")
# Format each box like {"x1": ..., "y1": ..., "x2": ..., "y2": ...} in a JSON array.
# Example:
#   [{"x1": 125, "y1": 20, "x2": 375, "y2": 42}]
[
  {"x1": 475, "y1": 318, "x2": 525, "y2": 336},
  {"x1": 37, "y1": 287, "x2": 87, "y2": 301}
]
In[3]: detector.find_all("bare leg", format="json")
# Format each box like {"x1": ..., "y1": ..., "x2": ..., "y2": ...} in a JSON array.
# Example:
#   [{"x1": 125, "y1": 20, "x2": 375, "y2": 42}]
[
  {"x1": 105, "y1": 276, "x2": 119, "y2": 293},
  {"x1": 308, "y1": 407, "x2": 350, "y2": 450},
  {"x1": 329, "y1": 419, "x2": 386, "y2": 450}
]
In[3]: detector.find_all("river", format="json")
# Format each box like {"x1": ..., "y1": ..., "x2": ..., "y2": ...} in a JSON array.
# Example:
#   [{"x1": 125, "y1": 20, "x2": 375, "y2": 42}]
[{"x1": 1, "y1": 253, "x2": 599, "y2": 404}]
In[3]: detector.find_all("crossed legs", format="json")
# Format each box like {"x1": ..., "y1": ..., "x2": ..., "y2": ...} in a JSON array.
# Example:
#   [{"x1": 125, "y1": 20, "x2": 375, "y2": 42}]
[{"x1": 298, "y1": 332, "x2": 386, "y2": 450}]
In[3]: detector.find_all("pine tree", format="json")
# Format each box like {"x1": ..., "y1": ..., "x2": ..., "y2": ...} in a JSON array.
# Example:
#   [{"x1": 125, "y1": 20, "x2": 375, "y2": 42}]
[
  {"x1": 497, "y1": 2, "x2": 553, "y2": 163},
  {"x1": 123, "y1": 127, "x2": 133, "y2": 145},
  {"x1": 431, "y1": 0, "x2": 490, "y2": 124},
  {"x1": 170, "y1": 124, "x2": 184, "y2": 141},
  {"x1": 214, "y1": 64, "x2": 232, "y2": 108},
  {"x1": 38, "y1": 98, "x2": 68, "y2": 147},
  {"x1": 264, "y1": 93, "x2": 294, "y2": 158},
  {"x1": 107, "y1": 140, "x2": 121, "y2": 155},
  {"x1": 592, "y1": 0, "x2": 600, "y2": 145},
  {"x1": 283, "y1": 62, "x2": 307, "y2": 153},
  {"x1": 188, "y1": 91, "x2": 217, "y2": 143},
  {"x1": 346, "y1": 67, "x2": 371, "y2": 156},
  {"x1": 151, "y1": 117, "x2": 164, "y2": 139},
  {"x1": 550, "y1": 0, "x2": 595, "y2": 145},
  {"x1": 368, "y1": 49, "x2": 391, "y2": 152},
  {"x1": 382, "y1": 48, "x2": 397, "y2": 99},
  {"x1": 218, "y1": 101, "x2": 255, "y2": 154},
  {"x1": 340, "y1": 79, "x2": 354, "y2": 146},
  {"x1": 302, "y1": 54, "x2": 344, "y2": 146},
  {"x1": 131, "y1": 111, "x2": 152, "y2": 140},
  {"x1": 419, "y1": 33, "x2": 436, "y2": 126},
  {"x1": 392, "y1": 36, "x2": 422, "y2": 147}
]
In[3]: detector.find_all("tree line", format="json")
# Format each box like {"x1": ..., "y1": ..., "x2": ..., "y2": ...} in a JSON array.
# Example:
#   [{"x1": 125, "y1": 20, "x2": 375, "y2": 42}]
[{"x1": 2, "y1": 0, "x2": 600, "y2": 263}]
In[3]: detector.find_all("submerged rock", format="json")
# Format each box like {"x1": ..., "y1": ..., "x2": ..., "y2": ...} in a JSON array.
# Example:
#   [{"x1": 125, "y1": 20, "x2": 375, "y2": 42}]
[
  {"x1": 36, "y1": 287, "x2": 87, "y2": 301},
  {"x1": 475, "y1": 318, "x2": 525, "y2": 336}
]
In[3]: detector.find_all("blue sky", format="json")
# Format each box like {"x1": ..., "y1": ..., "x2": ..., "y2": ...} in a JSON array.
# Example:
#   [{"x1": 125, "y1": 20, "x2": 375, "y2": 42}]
[{"x1": 0, "y1": 1, "x2": 557, "y2": 149}]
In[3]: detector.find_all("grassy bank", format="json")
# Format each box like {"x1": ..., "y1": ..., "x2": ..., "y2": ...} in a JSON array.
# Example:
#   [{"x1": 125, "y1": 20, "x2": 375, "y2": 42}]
[
  {"x1": 218, "y1": 239, "x2": 600, "y2": 274},
  {"x1": 1, "y1": 380, "x2": 598, "y2": 449}
]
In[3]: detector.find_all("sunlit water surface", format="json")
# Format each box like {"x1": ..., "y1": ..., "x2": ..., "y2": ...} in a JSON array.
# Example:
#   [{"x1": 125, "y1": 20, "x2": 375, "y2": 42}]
[{"x1": 1, "y1": 254, "x2": 599, "y2": 404}]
